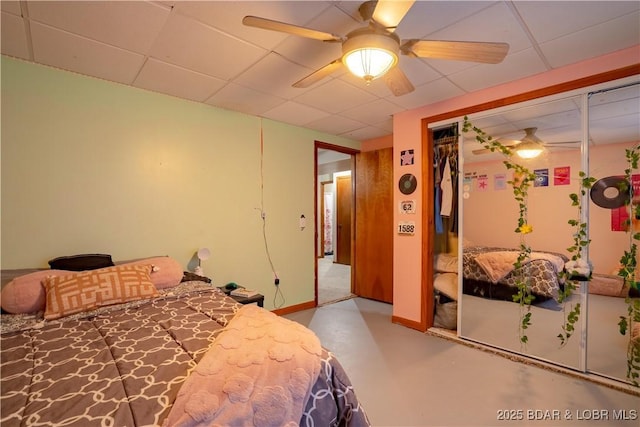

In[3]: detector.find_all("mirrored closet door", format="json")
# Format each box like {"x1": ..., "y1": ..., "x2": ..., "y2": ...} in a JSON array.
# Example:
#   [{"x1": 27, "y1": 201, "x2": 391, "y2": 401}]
[
  {"x1": 585, "y1": 82, "x2": 640, "y2": 382},
  {"x1": 448, "y1": 75, "x2": 639, "y2": 385},
  {"x1": 458, "y1": 94, "x2": 585, "y2": 371}
]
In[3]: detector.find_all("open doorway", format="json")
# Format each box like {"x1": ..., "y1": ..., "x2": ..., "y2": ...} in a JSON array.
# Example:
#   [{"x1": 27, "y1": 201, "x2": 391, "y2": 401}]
[{"x1": 315, "y1": 143, "x2": 358, "y2": 306}]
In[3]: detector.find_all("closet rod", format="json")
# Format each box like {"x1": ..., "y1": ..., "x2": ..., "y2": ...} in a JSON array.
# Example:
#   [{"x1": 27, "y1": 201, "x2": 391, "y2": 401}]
[{"x1": 433, "y1": 136, "x2": 458, "y2": 146}]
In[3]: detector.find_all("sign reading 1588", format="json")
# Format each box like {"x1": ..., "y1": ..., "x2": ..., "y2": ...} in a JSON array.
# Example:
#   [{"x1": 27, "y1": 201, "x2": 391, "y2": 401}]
[{"x1": 398, "y1": 221, "x2": 415, "y2": 235}]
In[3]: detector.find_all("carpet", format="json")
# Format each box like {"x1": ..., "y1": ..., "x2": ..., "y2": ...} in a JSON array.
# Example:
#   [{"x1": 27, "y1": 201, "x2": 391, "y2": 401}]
[{"x1": 318, "y1": 257, "x2": 353, "y2": 305}]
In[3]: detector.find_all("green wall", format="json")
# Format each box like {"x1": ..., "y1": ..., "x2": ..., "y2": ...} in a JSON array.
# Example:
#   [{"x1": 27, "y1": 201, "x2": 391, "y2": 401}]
[{"x1": 0, "y1": 56, "x2": 360, "y2": 310}]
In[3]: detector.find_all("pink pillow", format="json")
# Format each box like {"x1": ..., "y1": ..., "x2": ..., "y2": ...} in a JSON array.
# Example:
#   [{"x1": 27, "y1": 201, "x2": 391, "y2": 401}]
[
  {"x1": 1, "y1": 270, "x2": 68, "y2": 314},
  {"x1": 119, "y1": 256, "x2": 183, "y2": 289},
  {"x1": 1, "y1": 257, "x2": 183, "y2": 315}
]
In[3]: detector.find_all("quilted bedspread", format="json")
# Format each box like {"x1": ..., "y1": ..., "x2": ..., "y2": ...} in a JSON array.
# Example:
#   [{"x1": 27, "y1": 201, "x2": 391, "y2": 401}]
[
  {"x1": 0, "y1": 282, "x2": 369, "y2": 427},
  {"x1": 463, "y1": 246, "x2": 568, "y2": 299}
]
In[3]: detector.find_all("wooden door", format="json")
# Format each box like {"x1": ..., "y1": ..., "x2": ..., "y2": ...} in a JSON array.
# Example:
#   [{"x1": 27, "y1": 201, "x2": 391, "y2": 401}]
[
  {"x1": 354, "y1": 148, "x2": 393, "y2": 303},
  {"x1": 335, "y1": 175, "x2": 352, "y2": 265}
]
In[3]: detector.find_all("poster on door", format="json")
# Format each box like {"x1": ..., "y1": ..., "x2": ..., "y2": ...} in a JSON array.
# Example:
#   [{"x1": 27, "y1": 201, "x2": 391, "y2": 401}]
[
  {"x1": 323, "y1": 193, "x2": 333, "y2": 254},
  {"x1": 611, "y1": 174, "x2": 640, "y2": 232}
]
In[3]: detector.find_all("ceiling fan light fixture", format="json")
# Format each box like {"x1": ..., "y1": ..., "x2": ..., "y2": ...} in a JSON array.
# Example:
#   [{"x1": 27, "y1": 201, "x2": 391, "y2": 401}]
[{"x1": 342, "y1": 30, "x2": 399, "y2": 83}]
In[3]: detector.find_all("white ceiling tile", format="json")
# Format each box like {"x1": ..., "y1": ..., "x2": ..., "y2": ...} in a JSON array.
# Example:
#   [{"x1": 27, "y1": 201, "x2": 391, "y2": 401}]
[
  {"x1": 1, "y1": 11, "x2": 30, "y2": 60},
  {"x1": 389, "y1": 78, "x2": 465, "y2": 110},
  {"x1": 447, "y1": 48, "x2": 548, "y2": 93},
  {"x1": 205, "y1": 83, "x2": 286, "y2": 117},
  {"x1": 340, "y1": 124, "x2": 390, "y2": 140},
  {"x1": 173, "y1": 1, "x2": 333, "y2": 50},
  {"x1": 305, "y1": 114, "x2": 367, "y2": 135},
  {"x1": 398, "y1": 1, "x2": 496, "y2": 38},
  {"x1": 27, "y1": 1, "x2": 171, "y2": 54},
  {"x1": 29, "y1": 21, "x2": 145, "y2": 85},
  {"x1": 134, "y1": 58, "x2": 226, "y2": 103},
  {"x1": 341, "y1": 98, "x2": 405, "y2": 125},
  {"x1": 540, "y1": 12, "x2": 640, "y2": 68},
  {"x1": 513, "y1": 1, "x2": 640, "y2": 44},
  {"x1": 233, "y1": 52, "x2": 316, "y2": 99},
  {"x1": 1, "y1": 1, "x2": 22, "y2": 15},
  {"x1": 150, "y1": 12, "x2": 266, "y2": 80},
  {"x1": 422, "y1": 2, "x2": 532, "y2": 77},
  {"x1": 261, "y1": 100, "x2": 330, "y2": 126},
  {"x1": 293, "y1": 79, "x2": 378, "y2": 114},
  {"x1": 397, "y1": 56, "x2": 442, "y2": 88}
]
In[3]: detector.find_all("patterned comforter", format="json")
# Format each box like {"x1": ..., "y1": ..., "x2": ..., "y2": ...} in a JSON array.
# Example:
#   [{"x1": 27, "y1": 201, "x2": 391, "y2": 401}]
[
  {"x1": 463, "y1": 246, "x2": 568, "y2": 301},
  {"x1": 0, "y1": 282, "x2": 369, "y2": 427}
]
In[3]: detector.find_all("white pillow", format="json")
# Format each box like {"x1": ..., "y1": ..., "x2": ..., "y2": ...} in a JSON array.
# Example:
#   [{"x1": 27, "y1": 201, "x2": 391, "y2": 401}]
[
  {"x1": 434, "y1": 272, "x2": 458, "y2": 301},
  {"x1": 435, "y1": 253, "x2": 458, "y2": 273}
]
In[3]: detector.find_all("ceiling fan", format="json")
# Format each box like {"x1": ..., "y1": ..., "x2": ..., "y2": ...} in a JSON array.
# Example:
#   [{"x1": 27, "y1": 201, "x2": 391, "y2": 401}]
[
  {"x1": 242, "y1": 0, "x2": 509, "y2": 96},
  {"x1": 472, "y1": 127, "x2": 581, "y2": 159}
]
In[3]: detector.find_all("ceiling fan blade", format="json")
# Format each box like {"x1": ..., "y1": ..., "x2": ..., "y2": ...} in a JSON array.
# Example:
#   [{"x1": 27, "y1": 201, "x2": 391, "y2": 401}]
[
  {"x1": 402, "y1": 40, "x2": 509, "y2": 64},
  {"x1": 242, "y1": 16, "x2": 343, "y2": 42},
  {"x1": 383, "y1": 66, "x2": 414, "y2": 96},
  {"x1": 472, "y1": 147, "x2": 492, "y2": 155},
  {"x1": 372, "y1": 0, "x2": 415, "y2": 31},
  {"x1": 544, "y1": 141, "x2": 581, "y2": 145},
  {"x1": 293, "y1": 59, "x2": 343, "y2": 88}
]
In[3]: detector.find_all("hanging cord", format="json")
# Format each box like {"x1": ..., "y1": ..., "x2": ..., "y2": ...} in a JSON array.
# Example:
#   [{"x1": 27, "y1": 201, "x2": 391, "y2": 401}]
[{"x1": 257, "y1": 119, "x2": 284, "y2": 308}]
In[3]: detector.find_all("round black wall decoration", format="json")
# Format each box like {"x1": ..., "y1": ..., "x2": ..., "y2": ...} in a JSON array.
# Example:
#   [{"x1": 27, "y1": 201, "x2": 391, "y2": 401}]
[
  {"x1": 399, "y1": 173, "x2": 417, "y2": 195},
  {"x1": 590, "y1": 176, "x2": 629, "y2": 209}
]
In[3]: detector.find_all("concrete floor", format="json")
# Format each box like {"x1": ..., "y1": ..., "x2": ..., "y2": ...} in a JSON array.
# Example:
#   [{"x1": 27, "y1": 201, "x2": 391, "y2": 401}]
[{"x1": 285, "y1": 297, "x2": 640, "y2": 427}]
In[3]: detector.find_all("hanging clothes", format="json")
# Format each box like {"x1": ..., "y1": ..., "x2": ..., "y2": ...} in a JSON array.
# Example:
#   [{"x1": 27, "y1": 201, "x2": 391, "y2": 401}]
[
  {"x1": 434, "y1": 147, "x2": 444, "y2": 234},
  {"x1": 448, "y1": 147, "x2": 459, "y2": 233},
  {"x1": 440, "y1": 155, "x2": 453, "y2": 217}
]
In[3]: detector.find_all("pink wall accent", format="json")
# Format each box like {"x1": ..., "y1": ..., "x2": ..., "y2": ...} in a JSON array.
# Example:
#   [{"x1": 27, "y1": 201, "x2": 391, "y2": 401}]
[
  {"x1": 361, "y1": 134, "x2": 393, "y2": 151},
  {"x1": 391, "y1": 45, "x2": 640, "y2": 326}
]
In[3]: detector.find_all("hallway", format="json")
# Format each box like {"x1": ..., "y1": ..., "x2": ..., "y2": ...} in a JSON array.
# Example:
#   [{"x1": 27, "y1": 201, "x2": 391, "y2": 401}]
[{"x1": 317, "y1": 256, "x2": 353, "y2": 306}]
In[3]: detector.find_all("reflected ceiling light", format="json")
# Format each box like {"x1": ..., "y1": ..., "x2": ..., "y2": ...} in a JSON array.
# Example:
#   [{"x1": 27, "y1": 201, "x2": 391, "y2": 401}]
[
  {"x1": 342, "y1": 29, "x2": 399, "y2": 83},
  {"x1": 515, "y1": 140, "x2": 544, "y2": 159},
  {"x1": 515, "y1": 128, "x2": 545, "y2": 159}
]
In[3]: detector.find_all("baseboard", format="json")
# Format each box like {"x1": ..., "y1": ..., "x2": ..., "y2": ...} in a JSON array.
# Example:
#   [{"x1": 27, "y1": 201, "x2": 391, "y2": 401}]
[
  {"x1": 272, "y1": 300, "x2": 315, "y2": 316},
  {"x1": 391, "y1": 315, "x2": 426, "y2": 332}
]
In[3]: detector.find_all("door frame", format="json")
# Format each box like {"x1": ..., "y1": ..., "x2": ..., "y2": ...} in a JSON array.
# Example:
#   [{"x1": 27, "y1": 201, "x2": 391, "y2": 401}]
[{"x1": 314, "y1": 141, "x2": 359, "y2": 305}]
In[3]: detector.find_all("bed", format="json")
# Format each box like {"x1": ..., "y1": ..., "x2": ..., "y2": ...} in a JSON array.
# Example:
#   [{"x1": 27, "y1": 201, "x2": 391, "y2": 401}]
[
  {"x1": 461, "y1": 246, "x2": 568, "y2": 304},
  {"x1": 0, "y1": 257, "x2": 370, "y2": 427}
]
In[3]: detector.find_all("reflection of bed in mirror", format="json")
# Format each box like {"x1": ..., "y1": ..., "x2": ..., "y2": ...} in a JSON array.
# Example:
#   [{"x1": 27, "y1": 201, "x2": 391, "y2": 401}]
[
  {"x1": 450, "y1": 75, "x2": 640, "y2": 387},
  {"x1": 462, "y1": 246, "x2": 568, "y2": 306}
]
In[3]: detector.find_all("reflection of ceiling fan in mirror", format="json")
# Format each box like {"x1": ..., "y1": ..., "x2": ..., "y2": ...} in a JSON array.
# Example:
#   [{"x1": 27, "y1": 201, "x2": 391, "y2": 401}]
[
  {"x1": 242, "y1": 0, "x2": 509, "y2": 96},
  {"x1": 472, "y1": 127, "x2": 581, "y2": 159}
]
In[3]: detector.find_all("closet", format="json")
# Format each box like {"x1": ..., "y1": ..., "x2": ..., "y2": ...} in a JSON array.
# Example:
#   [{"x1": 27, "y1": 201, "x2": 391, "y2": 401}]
[
  {"x1": 423, "y1": 73, "x2": 640, "y2": 388},
  {"x1": 431, "y1": 124, "x2": 459, "y2": 330}
]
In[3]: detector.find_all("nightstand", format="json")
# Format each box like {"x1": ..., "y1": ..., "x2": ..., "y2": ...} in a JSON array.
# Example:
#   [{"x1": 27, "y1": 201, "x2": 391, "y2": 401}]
[{"x1": 218, "y1": 287, "x2": 264, "y2": 307}]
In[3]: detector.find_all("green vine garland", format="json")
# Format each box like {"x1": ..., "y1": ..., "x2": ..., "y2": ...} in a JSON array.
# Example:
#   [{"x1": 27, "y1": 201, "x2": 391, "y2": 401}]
[
  {"x1": 616, "y1": 145, "x2": 640, "y2": 386},
  {"x1": 462, "y1": 117, "x2": 536, "y2": 345},
  {"x1": 556, "y1": 171, "x2": 595, "y2": 347}
]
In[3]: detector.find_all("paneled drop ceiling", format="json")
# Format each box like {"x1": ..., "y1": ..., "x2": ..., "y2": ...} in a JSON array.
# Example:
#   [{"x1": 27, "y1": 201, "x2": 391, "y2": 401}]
[{"x1": 2, "y1": 1, "x2": 639, "y2": 146}]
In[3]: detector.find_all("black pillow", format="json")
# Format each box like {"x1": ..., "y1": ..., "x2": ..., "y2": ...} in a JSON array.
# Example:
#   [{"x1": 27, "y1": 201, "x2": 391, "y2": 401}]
[{"x1": 48, "y1": 254, "x2": 115, "y2": 271}]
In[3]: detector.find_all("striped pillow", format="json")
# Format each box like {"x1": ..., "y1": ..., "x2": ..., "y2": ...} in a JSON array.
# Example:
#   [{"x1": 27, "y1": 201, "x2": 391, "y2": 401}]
[{"x1": 43, "y1": 264, "x2": 158, "y2": 320}]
